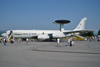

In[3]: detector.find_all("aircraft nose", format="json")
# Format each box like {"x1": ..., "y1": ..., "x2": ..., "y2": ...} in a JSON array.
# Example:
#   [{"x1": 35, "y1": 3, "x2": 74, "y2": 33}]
[
  {"x1": 1, "y1": 33, "x2": 3, "y2": 36},
  {"x1": 1, "y1": 33, "x2": 6, "y2": 37}
]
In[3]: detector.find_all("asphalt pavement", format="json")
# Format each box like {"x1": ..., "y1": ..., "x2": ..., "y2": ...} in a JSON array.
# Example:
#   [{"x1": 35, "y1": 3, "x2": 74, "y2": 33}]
[{"x1": 0, "y1": 41, "x2": 100, "y2": 67}]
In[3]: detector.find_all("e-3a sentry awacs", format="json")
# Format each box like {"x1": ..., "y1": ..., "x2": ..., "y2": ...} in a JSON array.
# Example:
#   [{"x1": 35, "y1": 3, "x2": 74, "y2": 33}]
[{"x1": 1, "y1": 17, "x2": 94, "y2": 41}]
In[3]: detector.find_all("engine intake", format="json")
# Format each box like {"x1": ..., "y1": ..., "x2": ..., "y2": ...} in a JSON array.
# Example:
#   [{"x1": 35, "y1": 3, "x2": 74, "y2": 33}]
[{"x1": 37, "y1": 34, "x2": 49, "y2": 40}]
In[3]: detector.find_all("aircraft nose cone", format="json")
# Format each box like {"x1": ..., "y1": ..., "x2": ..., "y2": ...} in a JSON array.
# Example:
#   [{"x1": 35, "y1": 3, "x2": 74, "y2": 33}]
[
  {"x1": 1, "y1": 33, "x2": 6, "y2": 37},
  {"x1": 1, "y1": 33, "x2": 4, "y2": 36}
]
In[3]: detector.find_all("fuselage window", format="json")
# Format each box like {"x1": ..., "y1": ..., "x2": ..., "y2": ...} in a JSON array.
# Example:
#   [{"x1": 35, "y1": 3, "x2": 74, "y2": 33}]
[
  {"x1": 23, "y1": 33, "x2": 25, "y2": 35},
  {"x1": 32, "y1": 33, "x2": 36, "y2": 35},
  {"x1": 29, "y1": 33, "x2": 31, "y2": 35},
  {"x1": 23, "y1": 33, "x2": 28, "y2": 35}
]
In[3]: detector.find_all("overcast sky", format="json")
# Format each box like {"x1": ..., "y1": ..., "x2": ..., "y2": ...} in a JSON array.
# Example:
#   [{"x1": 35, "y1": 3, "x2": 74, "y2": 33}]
[{"x1": 0, "y1": 0, "x2": 100, "y2": 34}]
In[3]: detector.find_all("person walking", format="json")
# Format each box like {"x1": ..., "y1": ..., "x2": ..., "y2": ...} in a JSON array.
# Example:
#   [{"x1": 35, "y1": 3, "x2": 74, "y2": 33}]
[
  {"x1": 70, "y1": 37, "x2": 72, "y2": 46},
  {"x1": 26, "y1": 38, "x2": 28, "y2": 43},
  {"x1": 67, "y1": 38, "x2": 70, "y2": 47},
  {"x1": 57, "y1": 37, "x2": 61, "y2": 47},
  {"x1": 72, "y1": 40, "x2": 75, "y2": 46},
  {"x1": 13, "y1": 38, "x2": 15, "y2": 43},
  {"x1": 3, "y1": 38, "x2": 6, "y2": 45}
]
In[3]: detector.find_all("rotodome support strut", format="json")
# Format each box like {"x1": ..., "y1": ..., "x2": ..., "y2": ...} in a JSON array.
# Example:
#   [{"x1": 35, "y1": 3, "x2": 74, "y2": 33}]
[{"x1": 53, "y1": 20, "x2": 70, "y2": 31}]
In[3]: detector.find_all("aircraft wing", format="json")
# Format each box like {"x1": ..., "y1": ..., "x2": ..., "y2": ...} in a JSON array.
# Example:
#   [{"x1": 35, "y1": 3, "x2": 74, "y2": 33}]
[{"x1": 63, "y1": 30, "x2": 96, "y2": 34}]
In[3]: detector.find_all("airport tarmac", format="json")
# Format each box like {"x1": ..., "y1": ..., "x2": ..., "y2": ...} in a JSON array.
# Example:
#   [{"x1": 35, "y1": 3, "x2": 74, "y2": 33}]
[{"x1": 0, "y1": 41, "x2": 100, "y2": 67}]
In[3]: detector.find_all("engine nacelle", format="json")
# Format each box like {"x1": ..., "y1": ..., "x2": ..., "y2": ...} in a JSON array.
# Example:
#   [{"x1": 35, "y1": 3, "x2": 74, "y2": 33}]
[
  {"x1": 37, "y1": 34, "x2": 50, "y2": 40},
  {"x1": 52, "y1": 32, "x2": 65, "y2": 38}
]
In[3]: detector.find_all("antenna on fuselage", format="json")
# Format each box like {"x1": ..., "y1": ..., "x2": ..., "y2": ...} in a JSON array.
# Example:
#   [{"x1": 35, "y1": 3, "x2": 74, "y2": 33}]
[{"x1": 53, "y1": 20, "x2": 70, "y2": 31}]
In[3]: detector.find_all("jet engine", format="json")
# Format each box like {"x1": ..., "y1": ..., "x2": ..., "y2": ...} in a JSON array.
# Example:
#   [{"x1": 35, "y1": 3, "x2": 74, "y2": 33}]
[
  {"x1": 37, "y1": 34, "x2": 50, "y2": 40},
  {"x1": 52, "y1": 32, "x2": 65, "y2": 38}
]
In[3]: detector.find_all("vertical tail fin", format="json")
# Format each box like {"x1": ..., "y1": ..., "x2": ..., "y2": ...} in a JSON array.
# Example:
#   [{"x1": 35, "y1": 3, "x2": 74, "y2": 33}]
[{"x1": 74, "y1": 18, "x2": 87, "y2": 31}]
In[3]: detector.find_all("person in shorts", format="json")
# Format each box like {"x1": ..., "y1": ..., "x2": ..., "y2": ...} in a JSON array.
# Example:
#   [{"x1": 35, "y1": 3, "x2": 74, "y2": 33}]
[{"x1": 57, "y1": 38, "x2": 61, "y2": 47}]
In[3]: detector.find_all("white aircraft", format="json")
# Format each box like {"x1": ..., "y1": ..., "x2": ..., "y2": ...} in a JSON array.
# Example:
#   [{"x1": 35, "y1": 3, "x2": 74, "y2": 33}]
[{"x1": 1, "y1": 17, "x2": 93, "y2": 41}]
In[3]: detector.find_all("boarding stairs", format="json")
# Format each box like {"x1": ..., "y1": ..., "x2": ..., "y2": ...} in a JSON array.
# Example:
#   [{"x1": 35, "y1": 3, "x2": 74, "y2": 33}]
[
  {"x1": 73, "y1": 34, "x2": 84, "y2": 41},
  {"x1": 7, "y1": 33, "x2": 13, "y2": 42}
]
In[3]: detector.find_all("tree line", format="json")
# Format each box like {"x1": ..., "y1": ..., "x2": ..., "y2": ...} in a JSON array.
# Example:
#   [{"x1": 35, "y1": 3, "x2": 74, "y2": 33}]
[{"x1": 80, "y1": 29, "x2": 100, "y2": 37}]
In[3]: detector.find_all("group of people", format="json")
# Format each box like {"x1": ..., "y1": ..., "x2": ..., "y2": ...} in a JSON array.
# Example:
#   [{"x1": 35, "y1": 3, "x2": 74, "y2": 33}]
[
  {"x1": 57, "y1": 37, "x2": 74, "y2": 47},
  {"x1": 67, "y1": 37, "x2": 74, "y2": 46},
  {"x1": 18, "y1": 38, "x2": 28, "y2": 43},
  {"x1": 1, "y1": 37, "x2": 100, "y2": 46},
  {"x1": 10, "y1": 38, "x2": 15, "y2": 43},
  {"x1": 2, "y1": 38, "x2": 15, "y2": 45},
  {"x1": 1, "y1": 38, "x2": 28, "y2": 45},
  {"x1": 86, "y1": 36, "x2": 100, "y2": 41},
  {"x1": 18, "y1": 38, "x2": 22, "y2": 43}
]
